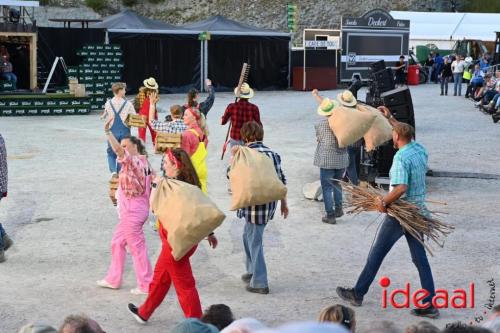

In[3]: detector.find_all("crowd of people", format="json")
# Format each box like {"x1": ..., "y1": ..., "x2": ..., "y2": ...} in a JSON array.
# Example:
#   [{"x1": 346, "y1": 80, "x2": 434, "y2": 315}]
[
  {"x1": 12, "y1": 303, "x2": 500, "y2": 333},
  {"x1": 423, "y1": 52, "x2": 500, "y2": 122},
  {"x1": 1, "y1": 72, "x2": 498, "y2": 332}
]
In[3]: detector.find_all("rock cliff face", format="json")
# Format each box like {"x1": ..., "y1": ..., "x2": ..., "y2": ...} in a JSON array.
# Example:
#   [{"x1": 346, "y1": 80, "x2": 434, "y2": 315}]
[{"x1": 36, "y1": 0, "x2": 460, "y2": 42}]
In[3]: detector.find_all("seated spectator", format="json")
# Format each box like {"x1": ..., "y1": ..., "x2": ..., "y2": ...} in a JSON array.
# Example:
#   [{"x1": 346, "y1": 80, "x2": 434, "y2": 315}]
[
  {"x1": 1, "y1": 54, "x2": 17, "y2": 87},
  {"x1": 404, "y1": 321, "x2": 439, "y2": 333},
  {"x1": 318, "y1": 304, "x2": 356, "y2": 332},
  {"x1": 221, "y1": 318, "x2": 267, "y2": 333},
  {"x1": 465, "y1": 64, "x2": 484, "y2": 98},
  {"x1": 257, "y1": 322, "x2": 350, "y2": 333},
  {"x1": 172, "y1": 318, "x2": 218, "y2": 333},
  {"x1": 201, "y1": 304, "x2": 235, "y2": 331},
  {"x1": 17, "y1": 324, "x2": 57, "y2": 333},
  {"x1": 443, "y1": 322, "x2": 493, "y2": 333},
  {"x1": 483, "y1": 305, "x2": 500, "y2": 333},
  {"x1": 474, "y1": 74, "x2": 495, "y2": 104},
  {"x1": 485, "y1": 71, "x2": 500, "y2": 113},
  {"x1": 59, "y1": 315, "x2": 104, "y2": 333}
]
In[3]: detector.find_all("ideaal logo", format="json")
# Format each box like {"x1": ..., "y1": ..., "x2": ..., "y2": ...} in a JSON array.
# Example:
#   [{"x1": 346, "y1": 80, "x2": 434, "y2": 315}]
[{"x1": 379, "y1": 276, "x2": 475, "y2": 309}]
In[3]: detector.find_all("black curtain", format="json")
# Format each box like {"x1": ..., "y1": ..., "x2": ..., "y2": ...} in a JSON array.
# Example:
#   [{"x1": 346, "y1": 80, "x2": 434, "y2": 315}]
[
  {"x1": 207, "y1": 35, "x2": 290, "y2": 91},
  {"x1": 110, "y1": 33, "x2": 200, "y2": 94},
  {"x1": 37, "y1": 27, "x2": 106, "y2": 86}
]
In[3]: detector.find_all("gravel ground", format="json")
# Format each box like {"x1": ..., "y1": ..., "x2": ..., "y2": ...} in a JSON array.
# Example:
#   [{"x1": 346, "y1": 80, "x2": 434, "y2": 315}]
[{"x1": 0, "y1": 84, "x2": 499, "y2": 332}]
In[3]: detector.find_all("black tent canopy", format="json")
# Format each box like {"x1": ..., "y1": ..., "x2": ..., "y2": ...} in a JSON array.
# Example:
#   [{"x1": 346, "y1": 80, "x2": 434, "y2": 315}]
[{"x1": 90, "y1": 11, "x2": 290, "y2": 93}]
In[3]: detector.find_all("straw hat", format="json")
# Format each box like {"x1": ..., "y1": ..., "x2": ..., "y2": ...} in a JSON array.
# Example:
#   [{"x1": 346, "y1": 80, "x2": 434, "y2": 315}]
[
  {"x1": 143, "y1": 77, "x2": 159, "y2": 90},
  {"x1": 234, "y1": 83, "x2": 254, "y2": 99},
  {"x1": 337, "y1": 90, "x2": 357, "y2": 107},
  {"x1": 317, "y1": 98, "x2": 338, "y2": 116}
]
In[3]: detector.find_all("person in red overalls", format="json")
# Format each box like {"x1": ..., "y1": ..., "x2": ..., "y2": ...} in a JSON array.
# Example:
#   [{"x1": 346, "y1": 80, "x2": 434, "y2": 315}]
[
  {"x1": 127, "y1": 148, "x2": 218, "y2": 325},
  {"x1": 136, "y1": 77, "x2": 159, "y2": 144}
]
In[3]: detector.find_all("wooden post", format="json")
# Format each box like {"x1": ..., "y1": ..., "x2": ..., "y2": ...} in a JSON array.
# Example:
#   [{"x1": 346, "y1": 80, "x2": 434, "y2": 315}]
[{"x1": 30, "y1": 33, "x2": 37, "y2": 90}]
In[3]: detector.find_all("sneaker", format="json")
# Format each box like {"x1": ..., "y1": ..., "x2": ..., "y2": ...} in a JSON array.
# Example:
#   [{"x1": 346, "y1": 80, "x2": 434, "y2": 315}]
[
  {"x1": 128, "y1": 303, "x2": 147, "y2": 324},
  {"x1": 130, "y1": 287, "x2": 148, "y2": 295},
  {"x1": 493, "y1": 114, "x2": 500, "y2": 123},
  {"x1": 335, "y1": 207, "x2": 344, "y2": 218},
  {"x1": 96, "y1": 279, "x2": 119, "y2": 289},
  {"x1": 3, "y1": 234, "x2": 13, "y2": 251},
  {"x1": 411, "y1": 307, "x2": 440, "y2": 319},
  {"x1": 0, "y1": 249, "x2": 5, "y2": 263},
  {"x1": 246, "y1": 285, "x2": 269, "y2": 295},
  {"x1": 322, "y1": 215, "x2": 336, "y2": 224},
  {"x1": 336, "y1": 287, "x2": 363, "y2": 307}
]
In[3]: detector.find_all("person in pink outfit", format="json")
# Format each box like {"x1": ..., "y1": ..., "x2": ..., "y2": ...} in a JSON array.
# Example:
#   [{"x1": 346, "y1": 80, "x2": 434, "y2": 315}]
[{"x1": 97, "y1": 117, "x2": 153, "y2": 295}]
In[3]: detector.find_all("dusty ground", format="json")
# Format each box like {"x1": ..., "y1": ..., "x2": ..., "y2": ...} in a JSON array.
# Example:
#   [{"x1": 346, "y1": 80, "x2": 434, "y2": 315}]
[{"x1": 0, "y1": 84, "x2": 499, "y2": 332}]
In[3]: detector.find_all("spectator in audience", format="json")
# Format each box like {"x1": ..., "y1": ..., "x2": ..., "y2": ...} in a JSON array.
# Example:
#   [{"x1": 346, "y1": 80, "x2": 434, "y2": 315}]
[
  {"x1": 1, "y1": 54, "x2": 17, "y2": 88},
  {"x1": 483, "y1": 71, "x2": 500, "y2": 113},
  {"x1": 465, "y1": 64, "x2": 484, "y2": 98},
  {"x1": 424, "y1": 54, "x2": 434, "y2": 84},
  {"x1": 201, "y1": 304, "x2": 235, "y2": 331},
  {"x1": 220, "y1": 318, "x2": 267, "y2": 333},
  {"x1": 451, "y1": 55, "x2": 465, "y2": 96},
  {"x1": 17, "y1": 324, "x2": 57, "y2": 333},
  {"x1": 483, "y1": 305, "x2": 500, "y2": 333},
  {"x1": 479, "y1": 54, "x2": 490, "y2": 72},
  {"x1": 439, "y1": 57, "x2": 453, "y2": 96},
  {"x1": 59, "y1": 315, "x2": 104, "y2": 333},
  {"x1": 443, "y1": 322, "x2": 493, "y2": 333},
  {"x1": 434, "y1": 53, "x2": 444, "y2": 84},
  {"x1": 474, "y1": 74, "x2": 495, "y2": 104},
  {"x1": 318, "y1": 304, "x2": 356, "y2": 332},
  {"x1": 394, "y1": 55, "x2": 407, "y2": 87},
  {"x1": 363, "y1": 321, "x2": 401, "y2": 333},
  {"x1": 404, "y1": 321, "x2": 440, "y2": 333},
  {"x1": 258, "y1": 322, "x2": 350, "y2": 333},
  {"x1": 172, "y1": 318, "x2": 218, "y2": 333}
]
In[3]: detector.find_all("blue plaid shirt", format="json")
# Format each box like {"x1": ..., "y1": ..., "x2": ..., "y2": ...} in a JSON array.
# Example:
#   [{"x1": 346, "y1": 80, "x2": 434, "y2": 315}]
[
  {"x1": 237, "y1": 142, "x2": 286, "y2": 225},
  {"x1": 150, "y1": 119, "x2": 187, "y2": 133},
  {"x1": 389, "y1": 141, "x2": 428, "y2": 212}
]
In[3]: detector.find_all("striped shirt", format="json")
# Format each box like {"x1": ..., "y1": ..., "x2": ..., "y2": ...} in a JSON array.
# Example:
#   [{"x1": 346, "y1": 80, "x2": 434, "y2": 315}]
[
  {"x1": 389, "y1": 141, "x2": 428, "y2": 211},
  {"x1": 237, "y1": 142, "x2": 286, "y2": 225}
]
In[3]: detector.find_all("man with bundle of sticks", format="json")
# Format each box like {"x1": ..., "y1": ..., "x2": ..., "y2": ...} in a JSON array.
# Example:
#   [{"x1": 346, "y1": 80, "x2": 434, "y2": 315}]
[{"x1": 336, "y1": 106, "x2": 439, "y2": 319}]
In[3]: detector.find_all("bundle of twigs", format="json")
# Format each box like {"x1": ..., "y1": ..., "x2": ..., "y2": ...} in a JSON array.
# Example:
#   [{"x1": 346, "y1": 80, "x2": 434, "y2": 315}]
[{"x1": 338, "y1": 181, "x2": 454, "y2": 256}]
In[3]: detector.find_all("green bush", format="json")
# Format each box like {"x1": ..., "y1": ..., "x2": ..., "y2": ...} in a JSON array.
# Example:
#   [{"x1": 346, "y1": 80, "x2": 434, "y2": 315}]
[
  {"x1": 122, "y1": 0, "x2": 139, "y2": 6},
  {"x1": 462, "y1": 0, "x2": 500, "y2": 12},
  {"x1": 85, "y1": 0, "x2": 107, "y2": 11}
]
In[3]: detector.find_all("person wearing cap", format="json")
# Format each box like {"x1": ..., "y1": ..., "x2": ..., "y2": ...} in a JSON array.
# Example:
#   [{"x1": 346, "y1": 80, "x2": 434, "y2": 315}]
[
  {"x1": 101, "y1": 82, "x2": 136, "y2": 175},
  {"x1": 221, "y1": 83, "x2": 261, "y2": 151},
  {"x1": 337, "y1": 106, "x2": 439, "y2": 320},
  {"x1": 136, "y1": 77, "x2": 159, "y2": 145},
  {"x1": 311, "y1": 89, "x2": 349, "y2": 224}
]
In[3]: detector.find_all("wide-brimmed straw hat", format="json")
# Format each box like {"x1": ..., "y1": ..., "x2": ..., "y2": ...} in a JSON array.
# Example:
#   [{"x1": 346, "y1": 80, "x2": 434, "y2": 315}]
[
  {"x1": 337, "y1": 90, "x2": 357, "y2": 107},
  {"x1": 143, "y1": 77, "x2": 159, "y2": 90},
  {"x1": 317, "y1": 98, "x2": 338, "y2": 116},
  {"x1": 234, "y1": 82, "x2": 254, "y2": 99}
]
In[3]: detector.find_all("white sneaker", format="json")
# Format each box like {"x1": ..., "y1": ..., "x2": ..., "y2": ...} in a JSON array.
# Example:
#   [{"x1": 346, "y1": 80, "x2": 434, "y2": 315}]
[
  {"x1": 96, "y1": 280, "x2": 119, "y2": 289},
  {"x1": 130, "y1": 287, "x2": 148, "y2": 295}
]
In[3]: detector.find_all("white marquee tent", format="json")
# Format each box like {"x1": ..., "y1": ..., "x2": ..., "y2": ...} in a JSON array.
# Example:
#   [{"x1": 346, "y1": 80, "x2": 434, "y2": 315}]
[{"x1": 390, "y1": 11, "x2": 500, "y2": 49}]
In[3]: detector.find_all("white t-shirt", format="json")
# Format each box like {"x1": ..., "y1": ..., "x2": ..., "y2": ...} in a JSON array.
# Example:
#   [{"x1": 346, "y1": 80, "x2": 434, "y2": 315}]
[{"x1": 452, "y1": 60, "x2": 465, "y2": 73}]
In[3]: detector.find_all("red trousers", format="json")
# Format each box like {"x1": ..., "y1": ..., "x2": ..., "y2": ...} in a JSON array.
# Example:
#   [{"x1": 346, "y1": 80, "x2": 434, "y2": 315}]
[
  {"x1": 138, "y1": 98, "x2": 157, "y2": 144},
  {"x1": 138, "y1": 227, "x2": 202, "y2": 320}
]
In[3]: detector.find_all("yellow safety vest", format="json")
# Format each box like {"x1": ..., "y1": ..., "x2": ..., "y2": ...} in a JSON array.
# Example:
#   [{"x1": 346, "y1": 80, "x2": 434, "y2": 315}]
[{"x1": 188, "y1": 129, "x2": 208, "y2": 194}]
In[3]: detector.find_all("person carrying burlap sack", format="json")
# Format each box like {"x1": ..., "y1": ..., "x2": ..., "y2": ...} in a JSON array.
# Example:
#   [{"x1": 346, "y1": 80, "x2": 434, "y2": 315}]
[
  {"x1": 311, "y1": 89, "x2": 349, "y2": 225},
  {"x1": 135, "y1": 77, "x2": 159, "y2": 144},
  {"x1": 230, "y1": 121, "x2": 289, "y2": 295},
  {"x1": 127, "y1": 148, "x2": 218, "y2": 324}
]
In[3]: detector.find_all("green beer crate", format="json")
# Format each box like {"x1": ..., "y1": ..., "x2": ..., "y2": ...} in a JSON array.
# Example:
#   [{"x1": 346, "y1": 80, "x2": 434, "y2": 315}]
[
  {"x1": 38, "y1": 107, "x2": 52, "y2": 115},
  {"x1": 88, "y1": 51, "x2": 98, "y2": 56},
  {"x1": 20, "y1": 100, "x2": 33, "y2": 107},
  {"x1": 1, "y1": 108, "x2": 14, "y2": 116},
  {"x1": 26, "y1": 108, "x2": 38, "y2": 116},
  {"x1": 76, "y1": 50, "x2": 89, "y2": 56},
  {"x1": 14, "y1": 109, "x2": 26, "y2": 116},
  {"x1": 83, "y1": 45, "x2": 96, "y2": 51},
  {"x1": 52, "y1": 108, "x2": 65, "y2": 115},
  {"x1": 67, "y1": 66, "x2": 79, "y2": 76},
  {"x1": 81, "y1": 63, "x2": 91, "y2": 68},
  {"x1": 7, "y1": 100, "x2": 20, "y2": 107},
  {"x1": 95, "y1": 45, "x2": 104, "y2": 50},
  {"x1": 80, "y1": 68, "x2": 94, "y2": 75},
  {"x1": 0, "y1": 100, "x2": 6, "y2": 107},
  {"x1": 33, "y1": 100, "x2": 45, "y2": 107}
]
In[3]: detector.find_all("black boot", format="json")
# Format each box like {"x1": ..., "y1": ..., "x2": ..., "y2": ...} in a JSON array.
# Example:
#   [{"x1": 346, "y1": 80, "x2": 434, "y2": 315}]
[{"x1": 492, "y1": 113, "x2": 500, "y2": 123}]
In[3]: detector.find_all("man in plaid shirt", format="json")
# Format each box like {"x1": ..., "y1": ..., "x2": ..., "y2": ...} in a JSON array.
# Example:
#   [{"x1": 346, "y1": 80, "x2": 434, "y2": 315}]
[
  {"x1": 221, "y1": 83, "x2": 261, "y2": 150},
  {"x1": 149, "y1": 101, "x2": 187, "y2": 134},
  {"x1": 234, "y1": 121, "x2": 288, "y2": 295},
  {"x1": 312, "y1": 90, "x2": 349, "y2": 224},
  {"x1": 337, "y1": 107, "x2": 439, "y2": 319},
  {"x1": 0, "y1": 133, "x2": 13, "y2": 263}
]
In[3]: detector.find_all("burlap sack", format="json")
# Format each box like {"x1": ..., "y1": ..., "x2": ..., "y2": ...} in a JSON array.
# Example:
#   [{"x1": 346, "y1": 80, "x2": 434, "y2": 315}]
[
  {"x1": 328, "y1": 106, "x2": 376, "y2": 148},
  {"x1": 151, "y1": 178, "x2": 225, "y2": 260},
  {"x1": 356, "y1": 104, "x2": 393, "y2": 151},
  {"x1": 229, "y1": 146, "x2": 287, "y2": 211}
]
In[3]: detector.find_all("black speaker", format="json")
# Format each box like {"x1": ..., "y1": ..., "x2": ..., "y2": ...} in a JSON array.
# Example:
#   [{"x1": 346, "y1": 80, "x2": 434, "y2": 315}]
[
  {"x1": 375, "y1": 142, "x2": 398, "y2": 177},
  {"x1": 381, "y1": 86, "x2": 413, "y2": 107},
  {"x1": 370, "y1": 60, "x2": 386, "y2": 73},
  {"x1": 372, "y1": 68, "x2": 395, "y2": 93}
]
